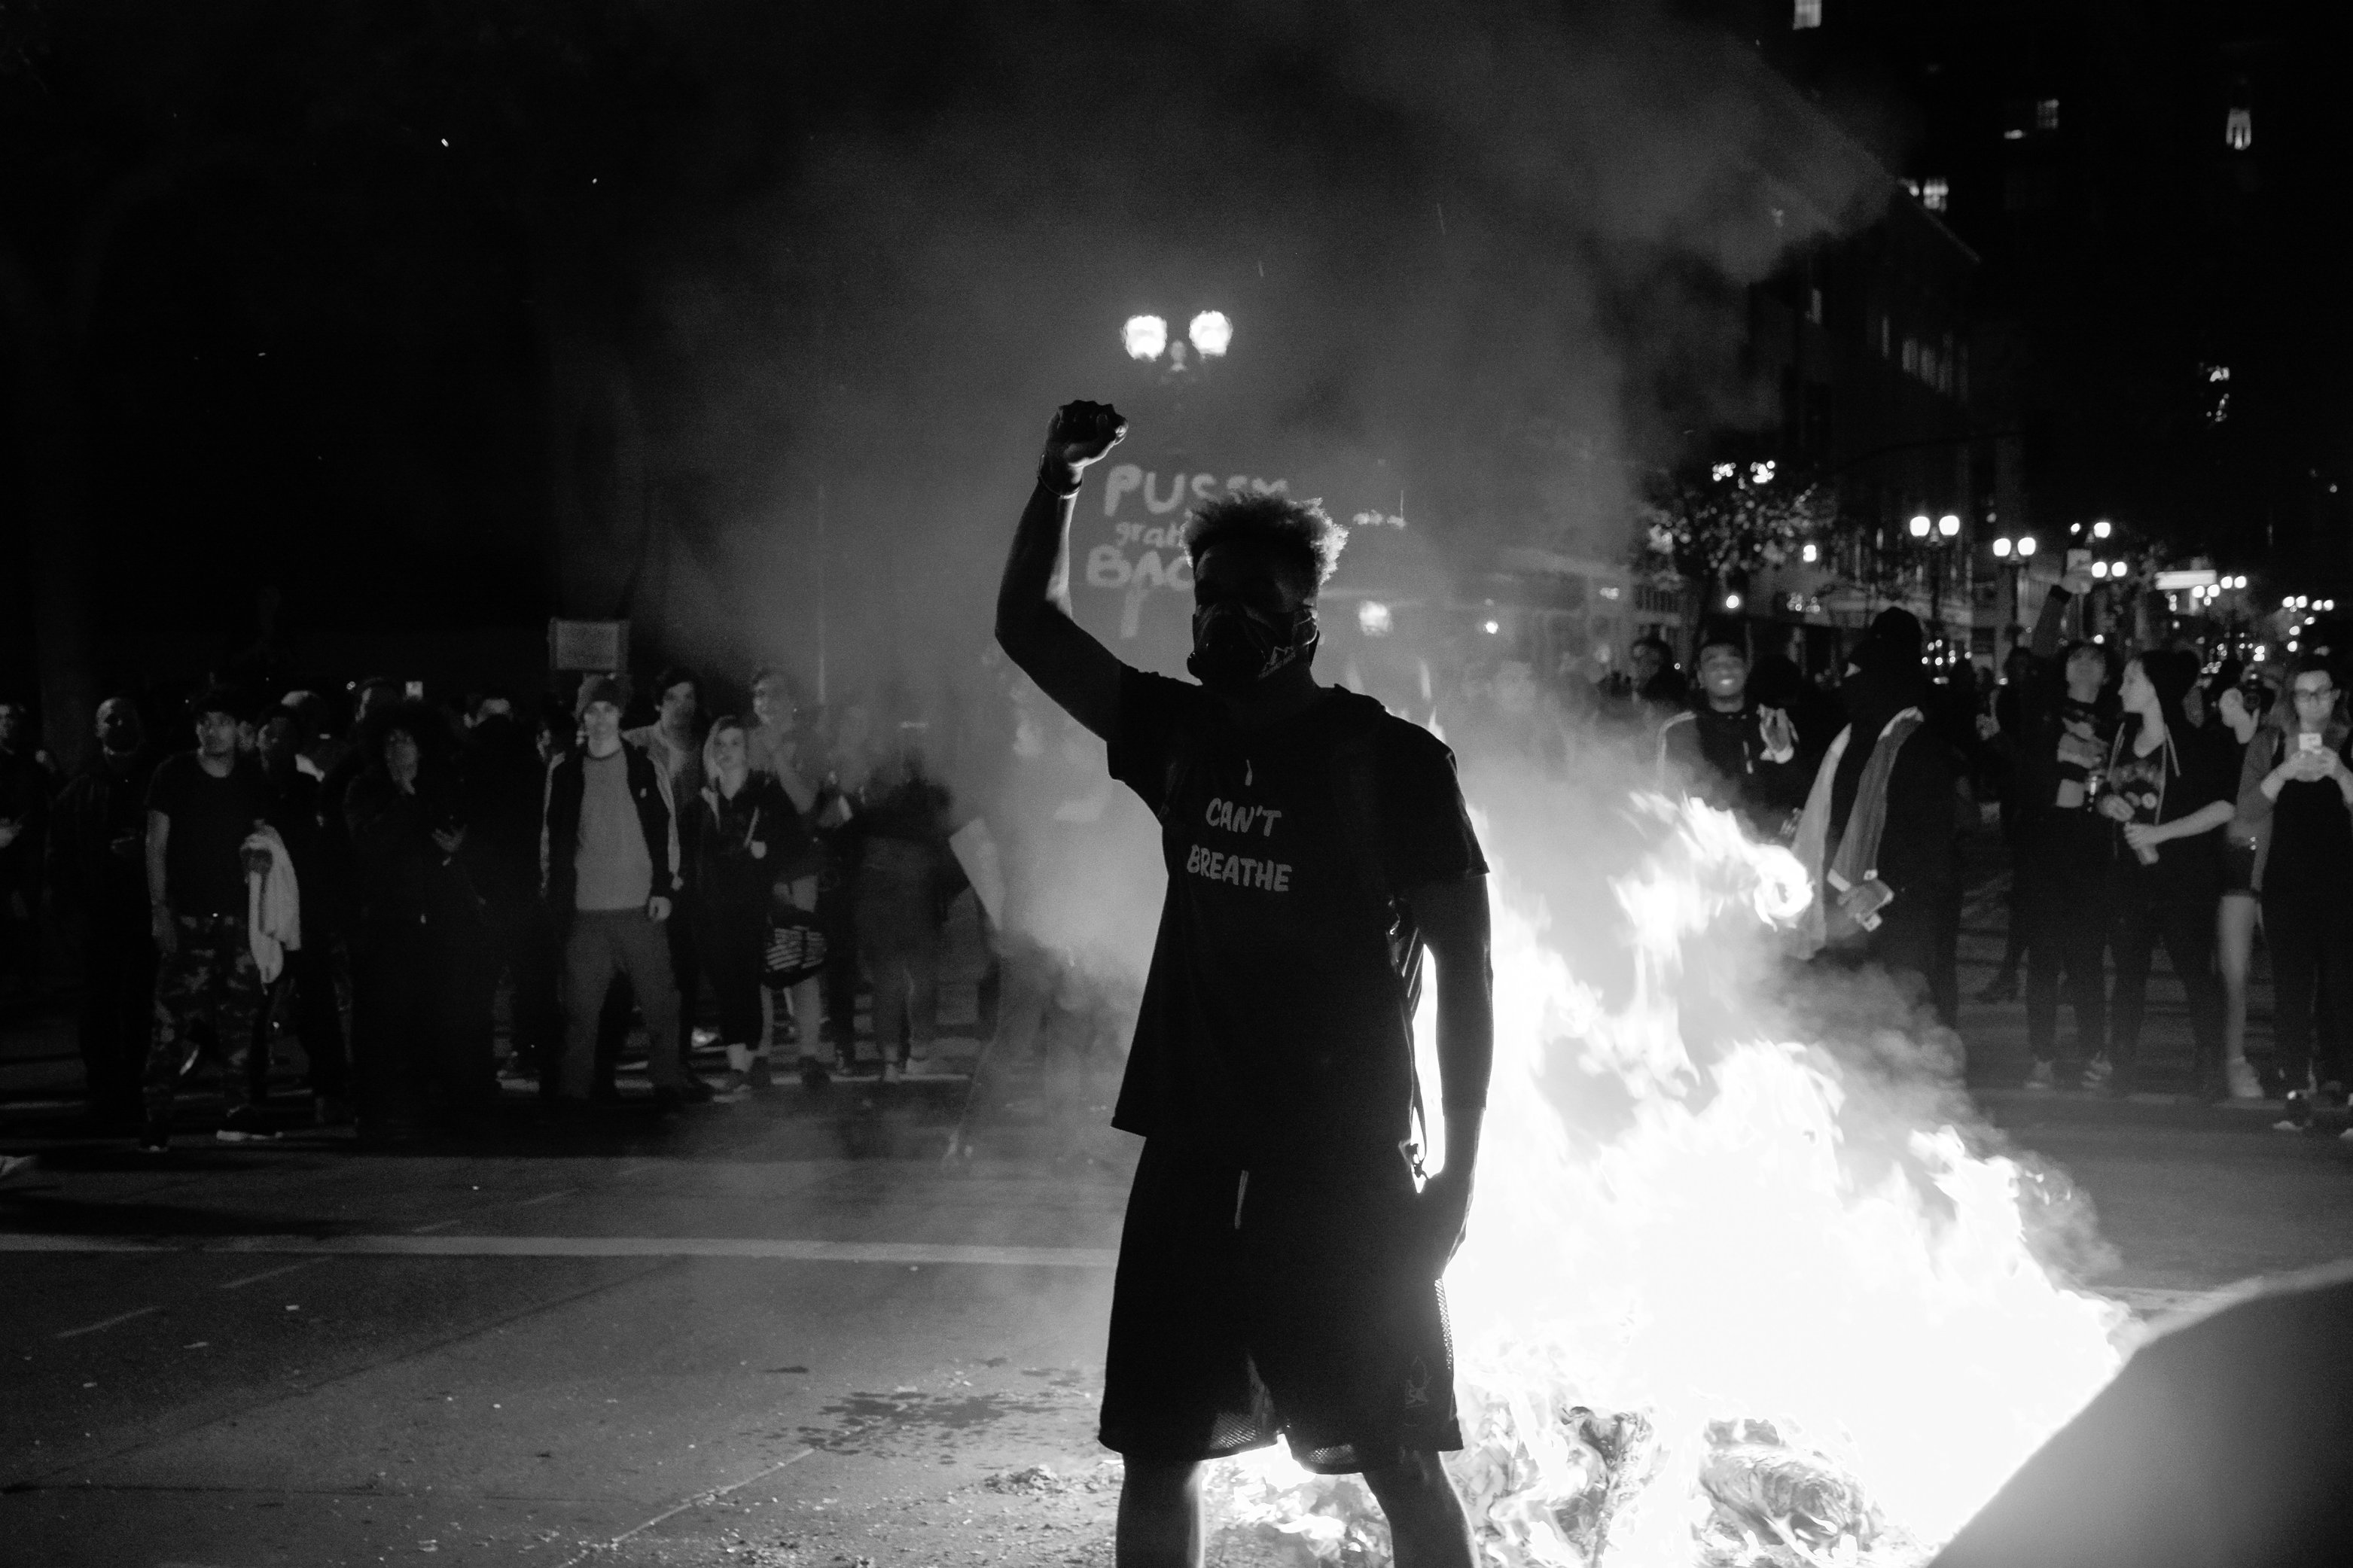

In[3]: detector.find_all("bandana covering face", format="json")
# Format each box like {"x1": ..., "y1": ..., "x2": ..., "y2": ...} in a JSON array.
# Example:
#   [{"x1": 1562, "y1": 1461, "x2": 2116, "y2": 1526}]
[{"x1": 1187, "y1": 602, "x2": 1318, "y2": 695}]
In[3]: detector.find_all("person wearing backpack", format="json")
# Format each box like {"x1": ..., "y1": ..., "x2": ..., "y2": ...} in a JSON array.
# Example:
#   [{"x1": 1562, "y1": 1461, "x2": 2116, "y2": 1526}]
[{"x1": 996, "y1": 401, "x2": 1494, "y2": 1568}]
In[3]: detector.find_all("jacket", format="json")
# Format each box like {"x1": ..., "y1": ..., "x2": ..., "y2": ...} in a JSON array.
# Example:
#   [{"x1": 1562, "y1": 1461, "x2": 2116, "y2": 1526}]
[
  {"x1": 685, "y1": 772, "x2": 809, "y2": 922},
  {"x1": 243, "y1": 824, "x2": 301, "y2": 983},
  {"x1": 540, "y1": 739, "x2": 679, "y2": 924}
]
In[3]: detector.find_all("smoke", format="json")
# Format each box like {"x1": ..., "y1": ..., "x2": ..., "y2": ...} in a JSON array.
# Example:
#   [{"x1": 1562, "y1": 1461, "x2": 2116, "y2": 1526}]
[{"x1": 589, "y1": 0, "x2": 1884, "y2": 694}]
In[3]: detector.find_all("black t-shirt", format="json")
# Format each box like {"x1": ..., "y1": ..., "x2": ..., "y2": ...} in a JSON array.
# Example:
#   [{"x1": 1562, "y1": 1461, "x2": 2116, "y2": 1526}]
[
  {"x1": 147, "y1": 752, "x2": 276, "y2": 918},
  {"x1": 1107, "y1": 671, "x2": 1487, "y2": 1173},
  {"x1": 2106, "y1": 723, "x2": 2233, "y2": 898}
]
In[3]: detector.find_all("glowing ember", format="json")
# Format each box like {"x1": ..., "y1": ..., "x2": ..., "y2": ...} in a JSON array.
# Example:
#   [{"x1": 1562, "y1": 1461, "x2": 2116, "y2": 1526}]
[{"x1": 1210, "y1": 794, "x2": 2126, "y2": 1566}]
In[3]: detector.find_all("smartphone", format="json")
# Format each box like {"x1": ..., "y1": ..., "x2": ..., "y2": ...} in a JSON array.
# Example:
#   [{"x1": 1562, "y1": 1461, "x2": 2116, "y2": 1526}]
[
  {"x1": 404, "y1": 680, "x2": 425, "y2": 701},
  {"x1": 2300, "y1": 732, "x2": 2323, "y2": 754}
]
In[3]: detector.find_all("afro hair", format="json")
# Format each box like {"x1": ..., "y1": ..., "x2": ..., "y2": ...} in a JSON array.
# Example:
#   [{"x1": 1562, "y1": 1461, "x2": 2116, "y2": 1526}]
[{"x1": 1183, "y1": 492, "x2": 1347, "y2": 595}]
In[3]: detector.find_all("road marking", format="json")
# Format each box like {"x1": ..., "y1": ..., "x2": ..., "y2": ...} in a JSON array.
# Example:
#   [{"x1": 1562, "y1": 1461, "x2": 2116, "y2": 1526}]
[
  {"x1": 514, "y1": 1189, "x2": 578, "y2": 1207},
  {"x1": 0, "y1": 1233, "x2": 1118, "y2": 1268},
  {"x1": 54, "y1": 1305, "x2": 161, "y2": 1340},
  {"x1": 560, "y1": 1447, "x2": 817, "y2": 1568},
  {"x1": 409, "y1": 1219, "x2": 462, "y2": 1234},
  {"x1": 218, "y1": 1258, "x2": 329, "y2": 1291}
]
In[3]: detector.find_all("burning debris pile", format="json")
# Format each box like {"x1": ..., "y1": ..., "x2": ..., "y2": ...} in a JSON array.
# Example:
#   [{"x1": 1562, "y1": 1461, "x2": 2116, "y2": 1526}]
[{"x1": 1207, "y1": 797, "x2": 2127, "y2": 1567}]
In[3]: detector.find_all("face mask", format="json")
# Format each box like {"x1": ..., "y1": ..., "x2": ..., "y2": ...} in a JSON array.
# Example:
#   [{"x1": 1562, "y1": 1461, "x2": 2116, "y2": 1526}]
[{"x1": 1187, "y1": 601, "x2": 1317, "y2": 695}]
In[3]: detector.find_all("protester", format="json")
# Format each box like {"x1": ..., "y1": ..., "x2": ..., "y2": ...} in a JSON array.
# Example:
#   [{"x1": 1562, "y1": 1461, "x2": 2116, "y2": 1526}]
[
  {"x1": 2098, "y1": 648, "x2": 2233, "y2": 1098},
  {"x1": 0, "y1": 696, "x2": 51, "y2": 997},
  {"x1": 1795, "y1": 608, "x2": 1961, "y2": 1025},
  {"x1": 257, "y1": 702, "x2": 352, "y2": 1124},
  {"x1": 687, "y1": 716, "x2": 813, "y2": 1096},
  {"x1": 345, "y1": 702, "x2": 489, "y2": 1138},
  {"x1": 623, "y1": 666, "x2": 705, "y2": 1082},
  {"x1": 463, "y1": 692, "x2": 559, "y2": 1092},
  {"x1": 142, "y1": 686, "x2": 279, "y2": 1149},
  {"x1": 544, "y1": 675, "x2": 701, "y2": 1109},
  {"x1": 2214, "y1": 672, "x2": 2272, "y2": 1101},
  {"x1": 852, "y1": 721, "x2": 957, "y2": 1079},
  {"x1": 1657, "y1": 621, "x2": 1809, "y2": 838},
  {"x1": 2233, "y1": 653, "x2": 2353, "y2": 1108},
  {"x1": 811, "y1": 698, "x2": 873, "y2": 1072},
  {"x1": 2007, "y1": 587, "x2": 2117, "y2": 1089},
  {"x1": 48, "y1": 697, "x2": 157, "y2": 1130},
  {"x1": 997, "y1": 400, "x2": 1492, "y2": 1566},
  {"x1": 1975, "y1": 641, "x2": 2039, "y2": 1003},
  {"x1": 745, "y1": 666, "x2": 825, "y2": 1062}
]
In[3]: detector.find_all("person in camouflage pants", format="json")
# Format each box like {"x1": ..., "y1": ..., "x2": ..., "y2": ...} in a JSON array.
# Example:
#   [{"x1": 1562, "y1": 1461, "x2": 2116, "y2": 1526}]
[
  {"x1": 145, "y1": 912, "x2": 267, "y2": 1128},
  {"x1": 142, "y1": 687, "x2": 279, "y2": 1149}
]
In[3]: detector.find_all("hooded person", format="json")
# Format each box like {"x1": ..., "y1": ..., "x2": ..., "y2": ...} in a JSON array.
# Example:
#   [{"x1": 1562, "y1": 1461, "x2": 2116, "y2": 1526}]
[
  {"x1": 1793, "y1": 609, "x2": 1961, "y2": 1023},
  {"x1": 1657, "y1": 620, "x2": 1809, "y2": 838}
]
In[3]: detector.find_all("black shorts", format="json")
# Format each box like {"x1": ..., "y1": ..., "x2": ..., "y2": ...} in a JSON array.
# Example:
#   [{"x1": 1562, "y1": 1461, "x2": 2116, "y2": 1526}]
[
  {"x1": 1098, "y1": 1139, "x2": 1461, "y2": 1475},
  {"x1": 2223, "y1": 839, "x2": 2258, "y2": 897}
]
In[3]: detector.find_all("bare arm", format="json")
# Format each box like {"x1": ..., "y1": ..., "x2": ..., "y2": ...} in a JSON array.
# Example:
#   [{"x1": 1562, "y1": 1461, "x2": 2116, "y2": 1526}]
[
  {"x1": 1411, "y1": 873, "x2": 1493, "y2": 1274},
  {"x1": 994, "y1": 401, "x2": 1130, "y2": 742},
  {"x1": 146, "y1": 808, "x2": 177, "y2": 957}
]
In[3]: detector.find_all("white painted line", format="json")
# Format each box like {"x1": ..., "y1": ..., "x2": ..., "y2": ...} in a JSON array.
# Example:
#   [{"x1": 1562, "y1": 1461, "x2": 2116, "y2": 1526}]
[
  {"x1": 514, "y1": 1189, "x2": 578, "y2": 1208},
  {"x1": 218, "y1": 1258, "x2": 329, "y2": 1291},
  {"x1": 0, "y1": 1233, "x2": 1117, "y2": 1268},
  {"x1": 409, "y1": 1219, "x2": 462, "y2": 1234},
  {"x1": 54, "y1": 1305, "x2": 161, "y2": 1340},
  {"x1": 561, "y1": 1447, "x2": 817, "y2": 1568}
]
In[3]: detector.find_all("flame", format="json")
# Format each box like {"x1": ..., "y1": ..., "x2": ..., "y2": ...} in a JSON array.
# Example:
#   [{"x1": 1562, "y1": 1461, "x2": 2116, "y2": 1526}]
[{"x1": 1211, "y1": 794, "x2": 2126, "y2": 1566}]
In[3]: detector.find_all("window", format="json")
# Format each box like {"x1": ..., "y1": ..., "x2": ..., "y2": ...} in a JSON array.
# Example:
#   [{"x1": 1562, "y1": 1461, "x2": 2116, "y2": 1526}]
[
  {"x1": 1808, "y1": 286, "x2": 1824, "y2": 324},
  {"x1": 1878, "y1": 314, "x2": 1891, "y2": 358},
  {"x1": 2226, "y1": 107, "x2": 2253, "y2": 151},
  {"x1": 1793, "y1": 0, "x2": 1821, "y2": 28},
  {"x1": 2036, "y1": 98, "x2": 2061, "y2": 132},
  {"x1": 1922, "y1": 177, "x2": 1950, "y2": 212}
]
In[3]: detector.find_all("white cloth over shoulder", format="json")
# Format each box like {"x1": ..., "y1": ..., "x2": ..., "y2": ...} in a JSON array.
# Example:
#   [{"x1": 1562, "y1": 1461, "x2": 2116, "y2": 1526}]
[{"x1": 243, "y1": 825, "x2": 301, "y2": 983}]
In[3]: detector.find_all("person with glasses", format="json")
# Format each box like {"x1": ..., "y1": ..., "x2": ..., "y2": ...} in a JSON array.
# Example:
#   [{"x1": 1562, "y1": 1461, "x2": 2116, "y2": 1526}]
[{"x1": 2233, "y1": 654, "x2": 2353, "y2": 1113}]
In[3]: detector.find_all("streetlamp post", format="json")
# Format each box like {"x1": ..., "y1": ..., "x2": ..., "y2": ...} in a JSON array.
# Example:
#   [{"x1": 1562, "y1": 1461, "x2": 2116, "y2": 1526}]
[
  {"x1": 1992, "y1": 532, "x2": 2038, "y2": 637},
  {"x1": 1909, "y1": 512, "x2": 1964, "y2": 663}
]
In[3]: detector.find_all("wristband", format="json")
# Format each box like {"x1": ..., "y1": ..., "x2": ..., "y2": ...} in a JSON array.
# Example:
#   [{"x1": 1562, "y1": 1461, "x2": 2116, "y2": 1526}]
[{"x1": 1037, "y1": 455, "x2": 1082, "y2": 498}]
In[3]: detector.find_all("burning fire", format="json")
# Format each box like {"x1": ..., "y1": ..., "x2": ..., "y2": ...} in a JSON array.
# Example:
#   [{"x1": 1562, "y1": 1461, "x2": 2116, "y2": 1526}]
[{"x1": 1209, "y1": 794, "x2": 2127, "y2": 1566}]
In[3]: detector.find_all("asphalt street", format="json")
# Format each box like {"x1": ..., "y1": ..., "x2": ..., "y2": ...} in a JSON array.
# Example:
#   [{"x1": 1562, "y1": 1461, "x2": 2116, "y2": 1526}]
[{"x1": 5, "y1": 869, "x2": 2352, "y2": 1567}]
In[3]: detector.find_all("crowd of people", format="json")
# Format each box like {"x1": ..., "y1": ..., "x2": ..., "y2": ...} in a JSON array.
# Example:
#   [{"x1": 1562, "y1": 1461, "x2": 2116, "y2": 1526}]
[
  {"x1": 0, "y1": 654, "x2": 1124, "y2": 1149},
  {"x1": 1630, "y1": 574, "x2": 2339, "y2": 1109},
  {"x1": 0, "y1": 559, "x2": 2338, "y2": 1146}
]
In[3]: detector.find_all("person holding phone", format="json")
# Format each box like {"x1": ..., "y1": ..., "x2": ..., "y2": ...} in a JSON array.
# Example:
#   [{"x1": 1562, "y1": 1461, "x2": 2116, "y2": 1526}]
[{"x1": 2233, "y1": 654, "x2": 2353, "y2": 1107}]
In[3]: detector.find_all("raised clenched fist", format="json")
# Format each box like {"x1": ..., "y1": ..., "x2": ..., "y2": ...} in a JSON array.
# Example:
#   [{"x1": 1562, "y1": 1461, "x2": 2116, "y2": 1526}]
[{"x1": 1043, "y1": 400, "x2": 1128, "y2": 470}]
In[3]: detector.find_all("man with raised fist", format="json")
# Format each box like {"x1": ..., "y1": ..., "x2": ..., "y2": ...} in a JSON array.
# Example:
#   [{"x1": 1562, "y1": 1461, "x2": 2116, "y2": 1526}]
[{"x1": 997, "y1": 403, "x2": 1493, "y2": 1568}]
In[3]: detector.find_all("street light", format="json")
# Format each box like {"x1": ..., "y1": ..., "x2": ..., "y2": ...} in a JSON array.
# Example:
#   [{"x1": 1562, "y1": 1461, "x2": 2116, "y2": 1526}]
[
  {"x1": 1187, "y1": 311, "x2": 1233, "y2": 357},
  {"x1": 1801, "y1": 541, "x2": 1819, "y2": 564},
  {"x1": 2092, "y1": 519, "x2": 2113, "y2": 540},
  {"x1": 1908, "y1": 513, "x2": 1932, "y2": 539},
  {"x1": 1937, "y1": 513, "x2": 1961, "y2": 538},
  {"x1": 1992, "y1": 537, "x2": 2011, "y2": 558},
  {"x1": 2017, "y1": 535, "x2": 2038, "y2": 558},
  {"x1": 2092, "y1": 561, "x2": 2110, "y2": 579},
  {"x1": 1123, "y1": 315, "x2": 1168, "y2": 361}
]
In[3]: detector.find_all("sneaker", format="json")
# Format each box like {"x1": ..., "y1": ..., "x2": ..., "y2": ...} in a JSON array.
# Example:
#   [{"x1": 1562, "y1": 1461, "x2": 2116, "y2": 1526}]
[
  {"x1": 216, "y1": 1109, "x2": 279, "y2": 1144},
  {"x1": 746, "y1": 1058, "x2": 774, "y2": 1091},
  {"x1": 675, "y1": 1076, "x2": 717, "y2": 1104},
  {"x1": 2022, "y1": 1061, "x2": 2056, "y2": 1092},
  {"x1": 137, "y1": 1122, "x2": 171, "y2": 1155},
  {"x1": 713, "y1": 1071, "x2": 751, "y2": 1103},
  {"x1": 314, "y1": 1095, "x2": 355, "y2": 1128},
  {"x1": 2081, "y1": 1058, "x2": 2114, "y2": 1090},
  {"x1": 879, "y1": 1060, "x2": 902, "y2": 1085},
  {"x1": 2275, "y1": 1088, "x2": 2314, "y2": 1132},
  {"x1": 1977, "y1": 973, "x2": 2020, "y2": 1004},
  {"x1": 2224, "y1": 1058, "x2": 2265, "y2": 1101},
  {"x1": 0, "y1": 1154, "x2": 41, "y2": 1190}
]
